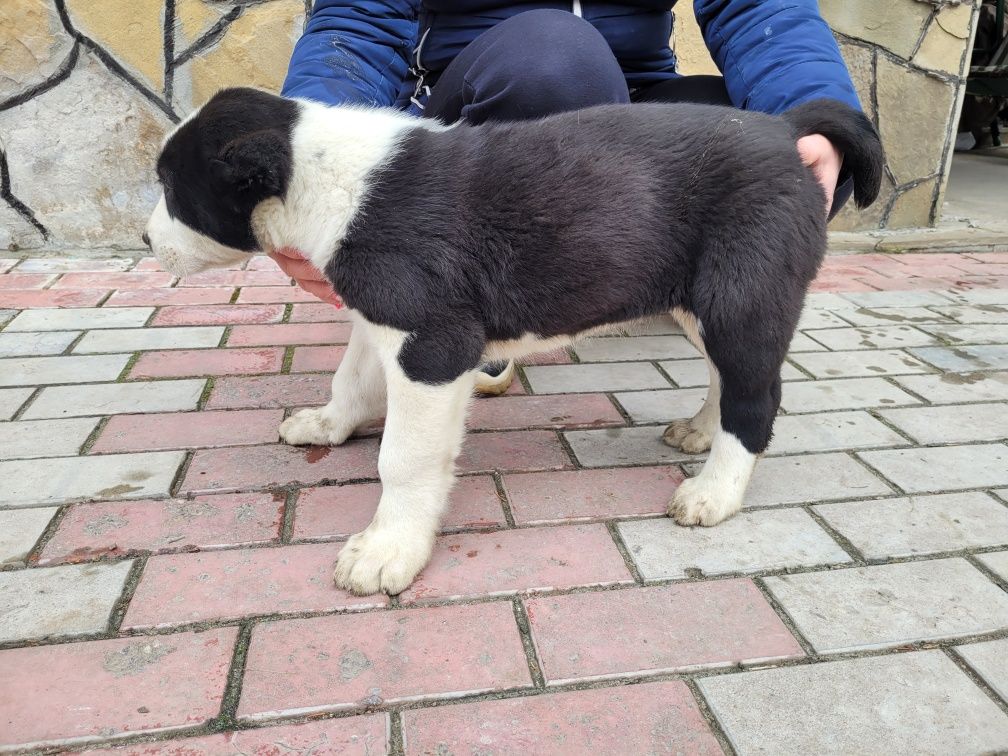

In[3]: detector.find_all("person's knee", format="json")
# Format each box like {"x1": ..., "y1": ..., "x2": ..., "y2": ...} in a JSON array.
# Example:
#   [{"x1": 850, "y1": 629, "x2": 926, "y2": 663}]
[{"x1": 467, "y1": 9, "x2": 628, "y2": 120}]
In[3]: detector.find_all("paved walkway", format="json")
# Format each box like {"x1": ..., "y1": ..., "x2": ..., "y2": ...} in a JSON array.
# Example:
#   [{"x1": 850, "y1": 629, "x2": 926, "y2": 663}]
[{"x1": 1, "y1": 251, "x2": 1008, "y2": 754}]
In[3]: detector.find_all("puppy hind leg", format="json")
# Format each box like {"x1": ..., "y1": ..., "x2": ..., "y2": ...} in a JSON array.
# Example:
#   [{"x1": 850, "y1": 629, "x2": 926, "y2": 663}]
[
  {"x1": 663, "y1": 309, "x2": 719, "y2": 454},
  {"x1": 669, "y1": 323, "x2": 784, "y2": 527}
]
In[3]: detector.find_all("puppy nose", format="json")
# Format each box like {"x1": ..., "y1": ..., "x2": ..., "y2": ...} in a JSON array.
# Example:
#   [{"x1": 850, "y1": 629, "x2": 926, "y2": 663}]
[{"x1": 141, "y1": 232, "x2": 151, "y2": 248}]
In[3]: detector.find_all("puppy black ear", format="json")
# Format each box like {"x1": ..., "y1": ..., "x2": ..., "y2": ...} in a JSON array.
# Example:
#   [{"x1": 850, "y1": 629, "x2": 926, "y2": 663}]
[{"x1": 211, "y1": 130, "x2": 290, "y2": 196}]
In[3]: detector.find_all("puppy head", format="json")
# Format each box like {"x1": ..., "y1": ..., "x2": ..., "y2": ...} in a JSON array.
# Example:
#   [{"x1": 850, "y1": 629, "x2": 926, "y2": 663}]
[{"x1": 145, "y1": 87, "x2": 298, "y2": 274}]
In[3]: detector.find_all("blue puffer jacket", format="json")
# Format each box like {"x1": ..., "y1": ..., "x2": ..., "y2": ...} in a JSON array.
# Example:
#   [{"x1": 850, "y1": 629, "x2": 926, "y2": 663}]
[{"x1": 282, "y1": 0, "x2": 860, "y2": 117}]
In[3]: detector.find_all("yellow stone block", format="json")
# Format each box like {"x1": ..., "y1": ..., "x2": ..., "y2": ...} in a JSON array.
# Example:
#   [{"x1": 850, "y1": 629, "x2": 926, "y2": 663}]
[
  {"x1": 175, "y1": 0, "x2": 228, "y2": 50},
  {"x1": 0, "y1": 0, "x2": 74, "y2": 99},
  {"x1": 66, "y1": 0, "x2": 165, "y2": 93},
  {"x1": 186, "y1": 0, "x2": 305, "y2": 109},
  {"x1": 673, "y1": 4, "x2": 719, "y2": 76},
  {"x1": 819, "y1": 0, "x2": 932, "y2": 60},
  {"x1": 913, "y1": 2, "x2": 977, "y2": 75},
  {"x1": 886, "y1": 177, "x2": 938, "y2": 229}
]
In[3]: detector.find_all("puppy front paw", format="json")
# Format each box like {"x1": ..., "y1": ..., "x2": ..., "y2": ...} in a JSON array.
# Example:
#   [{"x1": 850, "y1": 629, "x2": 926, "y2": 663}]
[
  {"x1": 279, "y1": 407, "x2": 350, "y2": 446},
  {"x1": 333, "y1": 524, "x2": 434, "y2": 596},
  {"x1": 668, "y1": 475, "x2": 743, "y2": 527}
]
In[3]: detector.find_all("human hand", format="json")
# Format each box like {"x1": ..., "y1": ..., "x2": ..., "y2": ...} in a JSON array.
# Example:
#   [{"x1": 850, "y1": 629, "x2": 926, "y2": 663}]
[
  {"x1": 269, "y1": 246, "x2": 342, "y2": 306},
  {"x1": 797, "y1": 134, "x2": 843, "y2": 213}
]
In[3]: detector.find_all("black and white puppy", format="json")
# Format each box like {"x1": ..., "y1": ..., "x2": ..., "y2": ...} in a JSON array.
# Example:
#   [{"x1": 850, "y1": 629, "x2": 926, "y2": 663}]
[{"x1": 146, "y1": 87, "x2": 883, "y2": 595}]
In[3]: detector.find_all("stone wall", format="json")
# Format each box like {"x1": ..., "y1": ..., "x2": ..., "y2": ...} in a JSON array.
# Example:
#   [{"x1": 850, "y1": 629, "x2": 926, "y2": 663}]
[
  {"x1": 675, "y1": 0, "x2": 982, "y2": 232},
  {"x1": 0, "y1": 0, "x2": 981, "y2": 251}
]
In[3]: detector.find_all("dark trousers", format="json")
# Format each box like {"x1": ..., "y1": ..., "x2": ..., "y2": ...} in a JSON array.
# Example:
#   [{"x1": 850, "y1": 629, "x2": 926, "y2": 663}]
[{"x1": 424, "y1": 8, "x2": 851, "y2": 217}]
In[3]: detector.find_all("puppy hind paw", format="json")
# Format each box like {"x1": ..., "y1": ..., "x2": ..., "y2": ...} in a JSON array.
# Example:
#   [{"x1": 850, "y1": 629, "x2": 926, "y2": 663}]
[{"x1": 662, "y1": 418, "x2": 713, "y2": 453}]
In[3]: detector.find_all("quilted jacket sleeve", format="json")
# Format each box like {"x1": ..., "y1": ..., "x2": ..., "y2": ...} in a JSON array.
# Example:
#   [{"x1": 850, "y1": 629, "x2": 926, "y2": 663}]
[
  {"x1": 282, "y1": 0, "x2": 420, "y2": 107},
  {"x1": 693, "y1": 0, "x2": 862, "y2": 114}
]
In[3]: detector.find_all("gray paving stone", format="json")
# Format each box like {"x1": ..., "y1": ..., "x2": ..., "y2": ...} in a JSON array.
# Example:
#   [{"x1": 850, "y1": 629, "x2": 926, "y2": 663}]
[
  {"x1": 893, "y1": 371, "x2": 1008, "y2": 403},
  {"x1": 659, "y1": 359, "x2": 804, "y2": 388},
  {"x1": 976, "y1": 550, "x2": 1008, "y2": 582},
  {"x1": 0, "y1": 330, "x2": 80, "y2": 358},
  {"x1": 840, "y1": 290, "x2": 955, "y2": 308},
  {"x1": 909, "y1": 345, "x2": 1008, "y2": 372},
  {"x1": 614, "y1": 388, "x2": 706, "y2": 423},
  {"x1": 804, "y1": 292, "x2": 858, "y2": 310},
  {"x1": 0, "y1": 417, "x2": 100, "y2": 460},
  {"x1": 789, "y1": 349, "x2": 931, "y2": 378},
  {"x1": 0, "y1": 561, "x2": 133, "y2": 642},
  {"x1": 564, "y1": 427, "x2": 690, "y2": 467},
  {"x1": 919, "y1": 323, "x2": 1008, "y2": 345},
  {"x1": 684, "y1": 453, "x2": 892, "y2": 508},
  {"x1": 572, "y1": 335, "x2": 697, "y2": 362},
  {"x1": 0, "y1": 450, "x2": 186, "y2": 507},
  {"x1": 699, "y1": 651, "x2": 1008, "y2": 755},
  {"x1": 859, "y1": 444, "x2": 1008, "y2": 493},
  {"x1": 796, "y1": 309, "x2": 850, "y2": 329},
  {"x1": 73, "y1": 326, "x2": 224, "y2": 354},
  {"x1": 814, "y1": 492, "x2": 1008, "y2": 558},
  {"x1": 618, "y1": 508, "x2": 850, "y2": 579},
  {"x1": 0, "y1": 354, "x2": 130, "y2": 387},
  {"x1": 931, "y1": 304, "x2": 1008, "y2": 324},
  {"x1": 4, "y1": 306, "x2": 152, "y2": 331},
  {"x1": 524, "y1": 362, "x2": 669, "y2": 394},
  {"x1": 23, "y1": 379, "x2": 205, "y2": 419},
  {"x1": 834, "y1": 306, "x2": 953, "y2": 326},
  {"x1": 0, "y1": 507, "x2": 58, "y2": 565},
  {"x1": 0, "y1": 388, "x2": 33, "y2": 420},
  {"x1": 780, "y1": 377, "x2": 920, "y2": 413},
  {"x1": 764, "y1": 559, "x2": 1008, "y2": 652},
  {"x1": 787, "y1": 332, "x2": 826, "y2": 352},
  {"x1": 0, "y1": 309, "x2": 15, "y2": 326},
  {"x1": 878, "y1": 403, "x2": 1008, "y2": 444},
  {"x1": 956, "y1": 639, "x2": 1008, "y2": 704},
  {"x1": 805, "y1": 325, "x2": 940, "y2": 351},
  {"x1": 944, "y1": 288, "x2": 1008, "y2": 306},
  {"x1": 765, "y1": 411, "x2": 907, "y2": 456}
]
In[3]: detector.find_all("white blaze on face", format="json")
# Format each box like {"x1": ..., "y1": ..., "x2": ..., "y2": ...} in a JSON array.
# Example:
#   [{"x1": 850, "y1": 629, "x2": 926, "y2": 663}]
[{"x1": 144, "y1": 194, "x2": 248, "y2": 276}]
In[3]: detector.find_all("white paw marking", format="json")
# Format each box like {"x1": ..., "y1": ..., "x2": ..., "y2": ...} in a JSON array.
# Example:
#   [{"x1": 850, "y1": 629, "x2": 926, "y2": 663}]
[
  {"x1": 333, "y1": 524, "x2": 434, "y2": 596},
  {"x1": 278, "y1": 407, "x2": 349, "y2": 446},
  {"x1": 668, "y1": 474, "x2": 744, "y2": 527}
]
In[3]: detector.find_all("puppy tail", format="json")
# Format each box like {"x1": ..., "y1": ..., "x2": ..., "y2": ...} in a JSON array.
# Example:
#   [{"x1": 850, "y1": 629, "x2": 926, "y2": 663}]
[{"x1": 784, "y1": 99, "x2": 885, "y2": 209}]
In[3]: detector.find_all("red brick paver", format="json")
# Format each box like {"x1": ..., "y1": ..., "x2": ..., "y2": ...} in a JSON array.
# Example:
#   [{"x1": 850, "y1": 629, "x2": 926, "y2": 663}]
[
  {"x1": 237, "y1": 602, "x2": 530, "y2": 720},
  {"x1": 401, "y1": 680, "x2": 723, "y2": 754},
  {"x1": 78, "y1": 716, "x2": 389, "y2": 755},
  {"x1": 227, "y1": 322, "x2": 353, "y2": 346},
  {"x1": 2, "y1": 288, "x2": 109, "y2": 308},
  {"x1": 526, "y1": 580, "x2": 804, "y2": 683},
  {"x1": 400, "y1": 523, "x2": 633, "y2": 603},
  {"x1": 150, "y1": 303, "x2": 285, "y2": 325},
  {"x1": 180, "y1": 440, "x2": 381, "y2": 493},
  {"x1": 104, "y1": 287, "x2": 235, "y2": 306},
  {"x1": 129, "y1": 347, "x2": 285, "y2": 378},
  {"x1": 205, "y1": 373, "x2": 331, "y2": 409},
  {"x1": 467, "y1": 393, "x2": 623, "y2": 430},
  {"x1": 37, "y1": 493, "x2": 284, "y2": 565},
  {"x1": 457, "y1": 430, "x2": 572, "y2": 473},
  {"x1": 290, "y1": 344, "x2": 347, "y2": 372},
  {"x1": 90, "y1": 409, "x2": 283, "y2": 452},
  {"x1": 0, "y1": 628, "x2": 236, "y2": 751},
  {"x1": 123, "y1": 543, "x2": 386, "y2": 629},
  {"x1": 293, "y1": 475, "x2": 505, "y2": 540},
  {"x1": 503, "y1": 465, "x2": 685, "y2": 524}
]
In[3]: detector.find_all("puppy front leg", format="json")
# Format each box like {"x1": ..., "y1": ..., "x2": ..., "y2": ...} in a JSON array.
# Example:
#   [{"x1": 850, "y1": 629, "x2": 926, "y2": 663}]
[
  {"x1": 334, "y1": 353, "x2": 475, "y2": 595},
  {"x1": 280, "y1": 317, "x2": 386, "y2": 446}
]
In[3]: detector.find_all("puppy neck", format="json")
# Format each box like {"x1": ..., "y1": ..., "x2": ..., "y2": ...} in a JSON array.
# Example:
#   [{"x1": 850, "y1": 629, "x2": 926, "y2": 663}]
[{"x1": 251, "y1": 100, "x2": 442, "y2": 274}]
